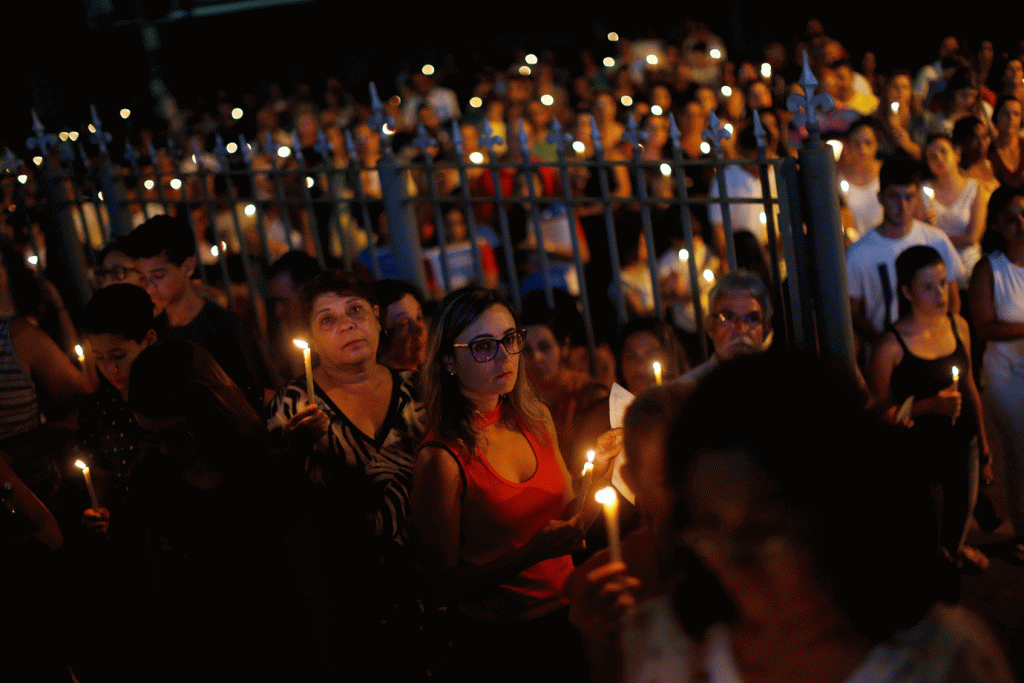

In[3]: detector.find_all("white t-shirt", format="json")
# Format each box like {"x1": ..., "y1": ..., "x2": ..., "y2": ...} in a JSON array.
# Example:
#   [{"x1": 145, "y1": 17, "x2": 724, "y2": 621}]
[
  {"x1": 622, "y1": 598, "x2": 1014, "y2": 683},
  {"x1": 838, "y1": 173, "x2": 883, "y2": 241},
  {"x1": 708, "y1": 165, "x2": 778, "y2": 247},
  {"x1": 845, "y1": 220, "x2": 964, "y2": 334}
]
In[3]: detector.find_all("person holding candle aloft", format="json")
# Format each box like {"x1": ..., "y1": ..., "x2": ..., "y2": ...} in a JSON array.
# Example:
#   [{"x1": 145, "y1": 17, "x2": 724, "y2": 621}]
[
  {"x1": 869, "y1": 245, "x2": 991, "y2": 571},
  {"x1": 413, "y1": 286, "x2": 619, "y2": 683},
  {"x1": 266, "y1": 269, "x2": 429, "y2": 675}
]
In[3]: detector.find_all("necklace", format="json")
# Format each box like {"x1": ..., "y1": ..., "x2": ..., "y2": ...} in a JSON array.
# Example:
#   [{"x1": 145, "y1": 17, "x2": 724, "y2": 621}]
[{"x1": 474, "y1": 401, "x2": 504, "y2": 428}]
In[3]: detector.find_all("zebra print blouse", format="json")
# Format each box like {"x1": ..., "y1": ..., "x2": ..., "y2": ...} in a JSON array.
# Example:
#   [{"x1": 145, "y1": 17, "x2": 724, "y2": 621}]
[{"x1": 266, "y1": 368, "x2": 424, "y2": 545}]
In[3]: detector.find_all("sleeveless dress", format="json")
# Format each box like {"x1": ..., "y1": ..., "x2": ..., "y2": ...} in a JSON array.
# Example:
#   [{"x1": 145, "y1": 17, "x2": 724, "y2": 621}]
[
  {"x1": 421, "y1": 404, "x2": 572, "y2": 621},
  {"x1": 890, "y1": 315, "x2": 976, "y2": 554}
]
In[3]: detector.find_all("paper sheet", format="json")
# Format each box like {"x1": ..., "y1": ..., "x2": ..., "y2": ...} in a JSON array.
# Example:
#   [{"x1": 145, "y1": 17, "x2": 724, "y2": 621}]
[{"x1": 608, "y1": 383, "x2": 637, "y2": 504}]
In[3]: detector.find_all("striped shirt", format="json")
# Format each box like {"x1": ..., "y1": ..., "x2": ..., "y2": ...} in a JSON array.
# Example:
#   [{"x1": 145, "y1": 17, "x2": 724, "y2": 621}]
[{"x1": 0, "y1": 317, "x2": 40, "y2": 440}]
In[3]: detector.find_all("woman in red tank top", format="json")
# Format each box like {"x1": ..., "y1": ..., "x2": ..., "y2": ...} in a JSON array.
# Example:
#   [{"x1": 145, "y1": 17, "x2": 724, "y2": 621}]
[{"x1": 413, "y1": 287, "x2": 617, "y2": 682}]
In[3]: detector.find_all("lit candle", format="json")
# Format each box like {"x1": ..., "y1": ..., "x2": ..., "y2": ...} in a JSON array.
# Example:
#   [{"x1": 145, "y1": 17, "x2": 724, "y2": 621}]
[
  {"x1": 75, "y1": 344, "x2": 85, "y2": 363},
  {"x1": 574, "y1": 449, "x2": 596, "y2": 516},
  {"x1": 652, "y1": 361, "x2": 663, "y2": 386},
  {"x1": 595, "y1": 486, "x2": 622, "y2": 563},
  {"x1": 74, "y1": 459, "x2": 100, "y2": 510},
  {"x1": 293, "y1": 339, "x2": 315, "y2": 401},
  {"x1": 951, "y1": 366, "x2": 960, "y2": 426},
  {"x1": 891, "y1": 101, "x2": 900, "y2": 114}
]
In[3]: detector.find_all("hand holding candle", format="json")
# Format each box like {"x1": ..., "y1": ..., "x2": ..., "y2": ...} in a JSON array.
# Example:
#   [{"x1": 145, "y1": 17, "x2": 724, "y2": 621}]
[
  {"x1": 293, "y1": 338, "x2": 315, "y2": 401},
  {"x1": 595, "y1": 486, "x2": 622, "y2": 563},
  {"x1": 574, "y1": 449, "x2": 596, "y2": 516}
]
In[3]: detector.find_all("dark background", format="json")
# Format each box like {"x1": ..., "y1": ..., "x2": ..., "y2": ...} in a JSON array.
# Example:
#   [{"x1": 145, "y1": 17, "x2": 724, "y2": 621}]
[{"x1": 10, "y1": 1, "x2": 1019, "y2": 154}]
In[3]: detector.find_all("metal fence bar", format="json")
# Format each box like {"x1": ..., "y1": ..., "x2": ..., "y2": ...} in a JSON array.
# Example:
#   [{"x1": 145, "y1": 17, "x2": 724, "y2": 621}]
[
  {"x1": 516, "y1": 121, "x2": 555, "y2": 309},
  {"x1": 237, "y1": 135, "x2": 274, "y2": 266},
  {"x1": 589, "y1": 115, "x2": 627, "y2": 328},
  {"x1": 705, "y1": 111, "x2": 736, "y2": 272},
  {"x1": 623, "y1": 115, "x2": 664, "y2": 320},
  {"x1": 191, "y1": 140, "x2": 236, "y2": 311},
  {"x1": 480, "y1": 119, "x2": 521, "y2": 313},
  {"x1": 752, "y1": 112, "x2": 787, "y2": 340},
  {"x1": 344, "y1": 128, "x2": 381, "y2": 279},
  {"x1": 290, "y1": 132, "x2": 327, "y2": 268},
  {"x1": 451, "y1": 122, "x2": 486, "y2": 287},
  {"x1": 669, "y1": 113, "x2": 709, "y2": 361},
  {"x1": 549, "y1": 116, "x2": 597, "y2": 375},
  {"x1": 413, "y1": 124, "x2": 452, "y2": 293}
]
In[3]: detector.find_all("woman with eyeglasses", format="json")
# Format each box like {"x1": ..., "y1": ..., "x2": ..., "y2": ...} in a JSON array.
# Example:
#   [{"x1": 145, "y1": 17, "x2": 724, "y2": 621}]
[
  {"x1": 413, "y1": 286, "x2": 618, "y2": 682},
  {"x1": 265, "y1": 269, "x2": 429, "y2": 678}
]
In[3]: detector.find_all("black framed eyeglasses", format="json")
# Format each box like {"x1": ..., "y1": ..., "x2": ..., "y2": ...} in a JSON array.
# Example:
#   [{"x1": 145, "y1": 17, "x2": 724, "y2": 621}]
[{"x1": 453, "y1": 330, "x2": 527, "y2": 362}]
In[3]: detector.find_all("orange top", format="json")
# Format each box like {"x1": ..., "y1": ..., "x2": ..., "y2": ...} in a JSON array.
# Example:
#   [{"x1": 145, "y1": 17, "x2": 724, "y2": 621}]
[{"x1": 422, "y1": 405, "x2": 572, "y2": 621}]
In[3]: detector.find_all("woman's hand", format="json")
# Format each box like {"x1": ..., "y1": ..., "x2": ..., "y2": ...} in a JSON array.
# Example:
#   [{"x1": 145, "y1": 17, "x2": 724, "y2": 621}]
[
  {"x1": 566, "y1": 555, "x2": 640, "y2": 648},
  {"x1": 592, "y1": 429, "x2": 623, "y2": 487},
  {"x1": 82, "y1": 507, "x2": 110, "y2": 535},
  {"x1": 525, "y1": 516, "x2": 586, "y2": 562},
  {"x1": 928, "y1": 385, "x2": 962, "y2": 419},
  {"x1": 285, "y1": 404, "x2": 330, "y2": 452}
]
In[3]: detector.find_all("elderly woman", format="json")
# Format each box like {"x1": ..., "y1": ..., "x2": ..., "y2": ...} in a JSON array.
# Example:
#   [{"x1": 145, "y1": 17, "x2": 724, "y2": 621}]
[
  {"x1": 266, "y1": 269, "x2": 427, "y2": 675},
  {"x1": 413, "y1": 286, "x2": 617, "y2": 683}
]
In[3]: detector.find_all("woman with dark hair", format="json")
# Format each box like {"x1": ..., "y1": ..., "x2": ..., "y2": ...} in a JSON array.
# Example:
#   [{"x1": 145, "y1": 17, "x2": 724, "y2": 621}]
[
  {"x1": 372, "y1": 278, "x2": 429, "y2": 372},
  {"x1": 837, "y1": 117, "x2": 884, "y2": 240},
  {"x1": 614, "y1": 317, "x2": 689, "y2": 394},
  {"x1": 265, "y1": 269, "x2": 427, "y2": 674},
  {"x1": 876, "y1": 69, "x2": 924, "y2": 161},
  {"x1": 969, "y1": 186, "x2": 1024, "y2": 563},
  {"x1": 413, "y1": 286, "x2": 617, "y2": 682},
  {"x1": 922, "y1": 135, "x2": 991, "y2": 287},
  {"x1": 622, "y1": 352, "x2": 1012, "y2": 682},
  {"x1": 869, "y1": 245, "x2": 990, "y2": 569},
  {"x1": 988, "y1": 95, "x2": 1024, "y2": 189},
  {"x1": 952, "y1": 115, "x2": 1000, "y2": 194}
]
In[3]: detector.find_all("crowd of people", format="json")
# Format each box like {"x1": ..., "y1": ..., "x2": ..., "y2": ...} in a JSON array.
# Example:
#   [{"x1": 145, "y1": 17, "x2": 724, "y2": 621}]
[{"x1": 4, "y1": 17, "x2": 1024, "y2": 683}]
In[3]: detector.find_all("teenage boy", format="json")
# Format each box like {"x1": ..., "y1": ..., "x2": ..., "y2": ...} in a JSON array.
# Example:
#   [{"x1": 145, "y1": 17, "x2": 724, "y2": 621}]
[
  {"x1": 124, "y1": 215, "x2": 271, "y2": 409},
  {"x1": 846, "y1": 159, "x2": 964, "y2": 343}
]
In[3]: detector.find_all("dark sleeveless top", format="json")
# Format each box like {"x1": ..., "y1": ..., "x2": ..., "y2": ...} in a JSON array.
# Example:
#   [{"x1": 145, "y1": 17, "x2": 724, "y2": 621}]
[{"x1": 890, "y1": 315, "x2": 976, "y2": 454}]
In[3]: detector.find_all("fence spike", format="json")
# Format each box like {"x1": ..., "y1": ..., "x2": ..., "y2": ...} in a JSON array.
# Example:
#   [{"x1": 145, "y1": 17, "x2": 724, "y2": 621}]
[
  {"x1": 314, "y1": 129, "x2": 334, "y2": 161},
  {"x1": 262, "y1": 131, "x2": 277, "y2": 157},
  {"x1": 27, "y1": 110, "x2": 58, "y2": 155},
  {"x1": 621, "y1": 113, "x2": 648, "y2": 152},
  {"x1": 479, "y1": 118, "x2": 504, "y2": 152},
  {"x1": 786, "y1": 50, "x2": 834, "y2": 142},
  {"x1": 344, "y1": 129, "x2": 360, "y2": 164},
  {"x1": 89, "y1": 104, "x2": 112, "y2": 154},
  {"x1": 238, "y1": 133, "x2": 252, "y2": 165},
  {"x1": 167, "y1": 138, "x2": 182, "y2": 160},
  {"x1": 124, "y1": 139, "x2": 140, "y2": 162},
  {"x1": 517, "y1": 119, "x2": 533, "y2": 158},
  {"x1": 451, "y1": 119, "x2": 464, "y2": 155},
  {"x1": 191, "y1": 139, "x2": 206, "y2": 171},
  {"x1": 588, "y1": 114, "x2": 604, "y2": 154},
  {"x1": 413, "y1": 123, "x2": 436, "y2": 158},
  {"x1": 752, "y1": 109, "x2": 767, "y2": 149},
  {"x1": 702, "y1": 110, "x2": 731, "y2": 152},
  {"x1": 545, "y1": 116, "x2": 573, "y2": 150},
  {"x1": 213, "y1": 133, "x2": 229, "y2": 168},
  {"x1": 291, "y1": 130, "x2": 306, "y2": 164},
  {"x1": 146, "y1": 138, "x2": 158, "y2": 162}
]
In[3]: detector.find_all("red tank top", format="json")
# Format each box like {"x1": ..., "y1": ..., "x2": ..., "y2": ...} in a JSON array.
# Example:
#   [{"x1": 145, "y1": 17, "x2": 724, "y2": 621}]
[{"x1": 422, "y1": 405, "x2": 573, "y2": 621}]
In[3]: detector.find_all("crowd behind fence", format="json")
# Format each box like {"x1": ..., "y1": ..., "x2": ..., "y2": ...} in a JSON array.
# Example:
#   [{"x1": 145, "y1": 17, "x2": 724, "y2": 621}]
[{"x1": 11, "y1": 67, "x2": 849, "y2": 371}]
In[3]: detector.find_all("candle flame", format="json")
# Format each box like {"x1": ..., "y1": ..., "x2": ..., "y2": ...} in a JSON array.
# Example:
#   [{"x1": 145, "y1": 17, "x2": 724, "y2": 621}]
[
  {"x1": 74, "y1": 459, "x2": 87, "y2": 470},
  {"x1": 652, "y1": 361, "x2": 662, "y2": 374},
  {"x1": 586, "y1": 449, "x2": 596, "y2": 463},
  {"x1": 891, "y1": 101, "x2": 900, "y2": 113},
  {"x1": 75, "y1": 344, "x2": 84, "y2": 360},
  {"x1": 952, "y1": 366, "x2": 959, "y2": 380},
  {"x1": 595, "y1": 486, "x2": 617, "y2": 506},
  {"x1": 293, "y1": 339, "x2": 310, "y2": 350}
]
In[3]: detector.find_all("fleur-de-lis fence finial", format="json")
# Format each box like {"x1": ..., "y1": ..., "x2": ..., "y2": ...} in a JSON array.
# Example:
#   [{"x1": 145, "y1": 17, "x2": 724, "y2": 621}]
[
  {"x1": 478, "y1": 119, "x2": 504, "y2": 156},
  {"x1": 752, "y1": 109, "x2": 767, "y2": 150},
  {"x1": 545, "y1": 116, "x2": 573, "y2": 152},
  {"x1": 90, "y1": 104, "x2": 113, "y2": 155},
  {"x1": 413, "y1": 123, "x2": 437, "y2": 159},
  {"x1": 27, "y1": 110, "x2": 58, "y2": 157},
  {"x1": 786, "y1": 50, "x2": 834, "y2": 144},
  {"x1": 702, "y1": 110, "x2": 731, "y2": 154},
  {"x1": 367, "y1": 83, "x2": 397, "y2": 158},
  {"x1": 621, "y1": 113, "x2": 648, "y2": 154}
]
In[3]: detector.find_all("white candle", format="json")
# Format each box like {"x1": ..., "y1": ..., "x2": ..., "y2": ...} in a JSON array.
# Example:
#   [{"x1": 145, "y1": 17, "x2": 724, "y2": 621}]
[
  {"x1": 595, "y1": 486, "x2": 622, "y2": 563},
  {"x1": 293, "y1": 339, "x2": 315, "y2": 401},
  {"x1": 574, "y1": 450, "x2": 596, "y2": 516},
  {"x1": 74, "y1": 459, "x2": 100, "y2": 510},
  {"x1": 652, "y1": 361, "x2": 663, "y2": 386},
  {"x1": 951, "y1": 365, "x2": 960, "y2": 426}
]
